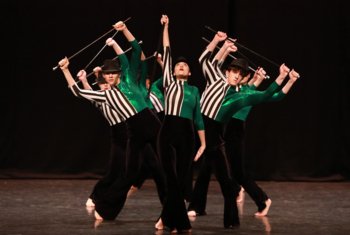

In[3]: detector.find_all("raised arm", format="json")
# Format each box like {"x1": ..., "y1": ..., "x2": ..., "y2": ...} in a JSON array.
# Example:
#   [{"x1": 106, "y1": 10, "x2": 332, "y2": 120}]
[
  {"x1": 281, "y1": 69, "x2": 299, "y2": 94},
  {"x1": 113, "y1": 21, "x2": 141, "y2": 76},
  {"x1": 213, "y1": 39, "x2": 236, "y2": 64},
  {"x1": 76, "y1": 70, "x2": 93, "y2": 90},
  {"x1": 199, "y1": 31, "x2": 227, "y2": 84},
  {"x1": 161, "y1": 15, "x2": 170, "y2": 48},
  {"x1": 248, "y1": 67, "x2": 267, "y2": 87},
  {"x1": 58, "y1": 57, "x2": 105, "y2": 102},
  {"x1": 106, "y1": 37, "x2": 129, "y2": 77},
  {"x1": 58, "y1": 57, "x2": 77, "y2": 87},
  {"x1": 160, "y1": 15, "x2": 173, "y2": 88}
]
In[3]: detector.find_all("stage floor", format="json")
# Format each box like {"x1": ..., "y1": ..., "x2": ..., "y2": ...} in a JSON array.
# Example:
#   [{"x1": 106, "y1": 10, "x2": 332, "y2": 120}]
[{"x1": 1, "y1": 179, "x2": 350, "y2": 235}]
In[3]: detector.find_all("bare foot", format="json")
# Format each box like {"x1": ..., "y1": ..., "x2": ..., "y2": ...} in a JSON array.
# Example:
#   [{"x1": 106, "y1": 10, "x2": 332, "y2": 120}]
[
  {"x1": 86, "y1": 198, "x2": 95, "y2": 207},
  {"x1": 237, "y1": 199, "x2": 244, "y2": 216},
  {"x1": 155, "y1": 218, "x2": 164, "y2": 230},
  {"x1": 255, "y1": 198, "x2": 272, "y2": 217},
  {"x1": 256, "y1": 216, "x2": 271, "y2": 233},
  {"x1": 94, "y1": 210, "x2": 103, "y2": 221},
  {"x1": 236, "y1": 187, "x2": 245, "y2": 203},
  {"x1": 187, "y1": 210, "x2": 196, "y2": 217},
  {"x1": 94, "y1": 219, "x2": 103, "y2": 229},
  {"x1": 127, "y1": 186, "x2": 138, "y2": 198},
  {"x1": 86, "y1": 206, "x2": 94, "y2": 216}
]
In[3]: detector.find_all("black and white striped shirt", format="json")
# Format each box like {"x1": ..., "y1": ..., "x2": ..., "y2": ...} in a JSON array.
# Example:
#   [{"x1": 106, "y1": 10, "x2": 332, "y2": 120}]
[
  {"x1": 70, "y1": 84, "x2": 137, "y2": 121},
  {"x1": 199, "y1": 49, "x2": 231, "y2": 119},
  {"x1": 163, "y1": 46, "x2": 185, "y2": 116},
  {"x1": 149, "y1": 92, "x2": 164, "y2": 113},
  {"x1": 92, "y1": 102, "x2": 124, "y2": 126}
]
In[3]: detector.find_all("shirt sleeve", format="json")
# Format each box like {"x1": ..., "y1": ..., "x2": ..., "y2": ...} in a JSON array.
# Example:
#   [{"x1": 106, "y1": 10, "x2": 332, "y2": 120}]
[
  {"x1": 129, "y1": 40, "x2": 142, "y2": 80},
  {"x1": 70, "y1": 84, "x2": 106, "y2": 103},
  {"x1": 199, "y1": 49, "x2": 222, "y2": 85},
  {"x1": 193, "y1": 87, "x2": 205, "y2": 130},
  {"x1": 162, "y1": 46, "x2": 174, "y2": 88}
]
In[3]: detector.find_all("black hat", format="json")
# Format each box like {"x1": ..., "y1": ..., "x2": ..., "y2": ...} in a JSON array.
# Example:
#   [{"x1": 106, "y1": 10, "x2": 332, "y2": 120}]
[
  {"x1": 228, "y1": 58, "x2": 249, "y2": 76},
  {"x1": 173, "y1": 56, "x2": 190, "y2": 69},
  {"x1": 101, "y1": 59, "x2": 121, "y2": 73}
]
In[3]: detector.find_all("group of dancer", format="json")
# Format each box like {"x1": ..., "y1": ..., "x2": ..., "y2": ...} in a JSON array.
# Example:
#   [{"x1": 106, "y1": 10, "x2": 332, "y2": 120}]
[{"x1": 58, "y1": 15, "x2": 299, "y2": 233}]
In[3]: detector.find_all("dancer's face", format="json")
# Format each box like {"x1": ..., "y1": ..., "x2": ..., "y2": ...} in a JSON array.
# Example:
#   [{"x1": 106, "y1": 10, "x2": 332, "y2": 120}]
[
  {"x1": 103, "y1": 72, "x2": 121, "y2": 86},
  {"x1": 226, "y1": 67, "x2": 243, "y2": 86},
  {"x1": 174, "y1": 62, "x2": 191, "y2": 79}
]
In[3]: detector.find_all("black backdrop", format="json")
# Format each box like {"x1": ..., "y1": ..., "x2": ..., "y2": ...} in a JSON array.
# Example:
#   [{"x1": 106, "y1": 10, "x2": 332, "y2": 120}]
[{"x1": 1, "y1": 0, "x2": 349, "y2": 180}]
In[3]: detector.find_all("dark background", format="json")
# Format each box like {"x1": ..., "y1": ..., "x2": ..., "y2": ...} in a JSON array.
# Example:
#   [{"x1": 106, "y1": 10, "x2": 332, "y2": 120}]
[{"x1": 1, "y1": 0, "x2": 349, "y2": 180}]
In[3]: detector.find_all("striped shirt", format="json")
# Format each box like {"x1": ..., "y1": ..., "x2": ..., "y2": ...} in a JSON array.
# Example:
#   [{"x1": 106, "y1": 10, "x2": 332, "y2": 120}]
[
  {"x1": 149, "y1": 92, "x2": 164, "y2": 113},
  {"x1": 162, "y1": 46, "x2": 204, "y2": 130},
  {"x1": 70, "y1": 84, "x2": 138, "y2": 120},
  {"x1": 163, "y1": 46, "x2": 184, "y2": 116},
  {"x1": 199, "y1": 49, "x2": 281, "y2": 123},
  {"x1": 200, "y1": 49, "x2": 231, "y2": 119},
  {"x1": 92, "y1": 101, "x2": 124, "y2": 126}
]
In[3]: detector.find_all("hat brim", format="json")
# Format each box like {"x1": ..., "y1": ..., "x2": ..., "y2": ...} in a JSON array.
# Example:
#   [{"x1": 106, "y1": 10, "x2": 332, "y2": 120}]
[{"x1": 101, "y1": 69, "x2": 121, "y2": 73}]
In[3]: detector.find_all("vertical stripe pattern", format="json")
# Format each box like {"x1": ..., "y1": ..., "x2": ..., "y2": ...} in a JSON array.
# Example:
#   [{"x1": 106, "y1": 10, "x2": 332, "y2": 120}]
[{"x1": 199, "y1": 49, "x2": 230, "y2": 120}]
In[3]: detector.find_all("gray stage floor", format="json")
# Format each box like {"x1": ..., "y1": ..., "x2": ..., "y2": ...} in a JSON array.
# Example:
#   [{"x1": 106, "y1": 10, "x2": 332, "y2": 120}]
[{"x1": 1, "y1": 179, "x2": 350, "y2": 235}]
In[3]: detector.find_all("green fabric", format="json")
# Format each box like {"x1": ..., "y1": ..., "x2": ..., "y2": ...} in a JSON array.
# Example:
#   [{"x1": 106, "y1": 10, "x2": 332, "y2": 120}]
[
  {"x1": 138, "y1": 60, "x2": 154, "y2": 109},
  {"x1": 233, "y1": 85, "x2": 286, "y2": 121},
  {"x1": 215, "y1": 82, "x2": 280, "y2": 123},
  {"x1": 232, "y1": 85, "x2": 253, "y2": 121},
  {"x1": 150, "y1": 77, "x2": 165, "y2": 106},
  {"x1": 117, "y1": 40, "x2": 149, "y2": 112},
  {"x1": 180, "y1": 82, "x2": 205, "y2": 130}
]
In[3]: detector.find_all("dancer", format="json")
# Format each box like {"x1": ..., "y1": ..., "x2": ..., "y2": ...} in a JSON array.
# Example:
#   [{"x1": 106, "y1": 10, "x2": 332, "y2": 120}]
[
  {"x1": 74, "y1": 63, "x2": 128, "y2": 209},
  {"x1": 155, "y1": 15, "x2": 206, "y2": 233},
  {"x1": 188, "y1": 32, "x2": 292, "y2": 228},
  {"x1": 58, "y1": 20, "x2": 166, "y2": 222},
  {"x1": 128, "y1": 52, "x2": 165, "y2": 196},
  {"x1": 192, "y1": 39, "x2": 300, "y2": 217}
]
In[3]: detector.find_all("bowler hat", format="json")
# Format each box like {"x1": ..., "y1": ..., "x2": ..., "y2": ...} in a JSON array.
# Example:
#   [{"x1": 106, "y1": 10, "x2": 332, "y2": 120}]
[
  {"x1": 101, "y1": 59, "x2": 121, "y2": 73},
  {"x1": 228, "y1": 58, "x2": 249, "y2": 76}
]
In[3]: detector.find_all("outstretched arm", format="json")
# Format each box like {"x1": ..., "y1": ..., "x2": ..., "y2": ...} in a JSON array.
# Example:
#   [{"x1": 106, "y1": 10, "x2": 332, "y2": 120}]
[
  {"x1": 282, "y1": 69, "x2": 299, "y2": 94},
  {"x1": 160, "y1": 15, "x2": 173, "y2": 88},
  {"x1": 58, "y1": 57, "x2": 76, "y2": 87},
  {"x1": 113, "y1": 21, "x2": 135, "y2": 42},
  {"x1": 77, "y1": 70, "x2": 93, "y2": 90},
  {"x1": 161, "y1": 15, "x2": 170, "y2": 48}
]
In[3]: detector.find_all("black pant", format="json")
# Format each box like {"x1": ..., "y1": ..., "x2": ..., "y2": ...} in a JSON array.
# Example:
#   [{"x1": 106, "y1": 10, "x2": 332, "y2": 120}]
[
  {"x1": 89, "y1": 122, "x2": 128, "y2": 202},
  {"x1": 94, "y1": 108, "x2": 166, "y2": 220},
  {"x1": 158, "y1": 116, "x2": 195, "y2": 231},
  {"x1": 225, "y1": 118, "x2": 268, "y2": 212},
  {"x1": 189, "y1": 116, "x2": 240, "y2": 227}
]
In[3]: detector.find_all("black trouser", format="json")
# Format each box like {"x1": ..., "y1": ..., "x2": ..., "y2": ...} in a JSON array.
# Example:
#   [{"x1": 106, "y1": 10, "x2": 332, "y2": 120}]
[
  {"x1": 94, "y1": 108, "x2": 166, "y2": 220},
  {"x1": 188, "y1": 116, "x2": 240, "y2": 227},
  {"x1": 89, "y1": 122, "x2": 128, "y2": 202},
  {"x1": 225, "y1": 118, "x2": 268, "y2": 212},
  {"x1": 158, "y1": 116, "x2": 195, "y2": 231}
]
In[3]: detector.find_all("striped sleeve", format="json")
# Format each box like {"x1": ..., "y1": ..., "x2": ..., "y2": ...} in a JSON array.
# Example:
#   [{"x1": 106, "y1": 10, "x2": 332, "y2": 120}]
[
  {"x1": 149, "y1": 92, "x2": 164, "y2": 113},
  {"x1": 163, "y1": 46, "x2": 173, "y2": 88},
  {"x1": 199, "y1": 49, "x2": 221, "y2": 85},
  {"x1": 70, "y1": 84, "x2": 106, "y2": 103}
]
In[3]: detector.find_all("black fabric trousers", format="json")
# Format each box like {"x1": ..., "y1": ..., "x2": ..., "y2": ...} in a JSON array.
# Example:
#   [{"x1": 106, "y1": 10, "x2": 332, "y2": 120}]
[
  {"x1": 94, "y1": 108, "x2": 166, "y2": 220},
  {"x1": 188, "y1": 116, "x2": 240, "y2": 228},
  {"x1": 158, "y1": 115, "x2": 195, "y2": 232},
  {"x1": 89, "y1": 122, "x2": 128, "y2": 202},
  {"x1": 225, "y1": 118, "x2": 269, "y2": 212}
]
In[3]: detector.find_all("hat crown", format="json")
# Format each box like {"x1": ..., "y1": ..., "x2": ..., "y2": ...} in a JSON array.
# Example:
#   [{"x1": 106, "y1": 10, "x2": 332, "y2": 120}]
[
  {"x1": 229, "y1": 58, "x2": 249, "y2": 72},
  {"x1": 101, "y1": 59, "x2": 121, "y2": 73}
]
